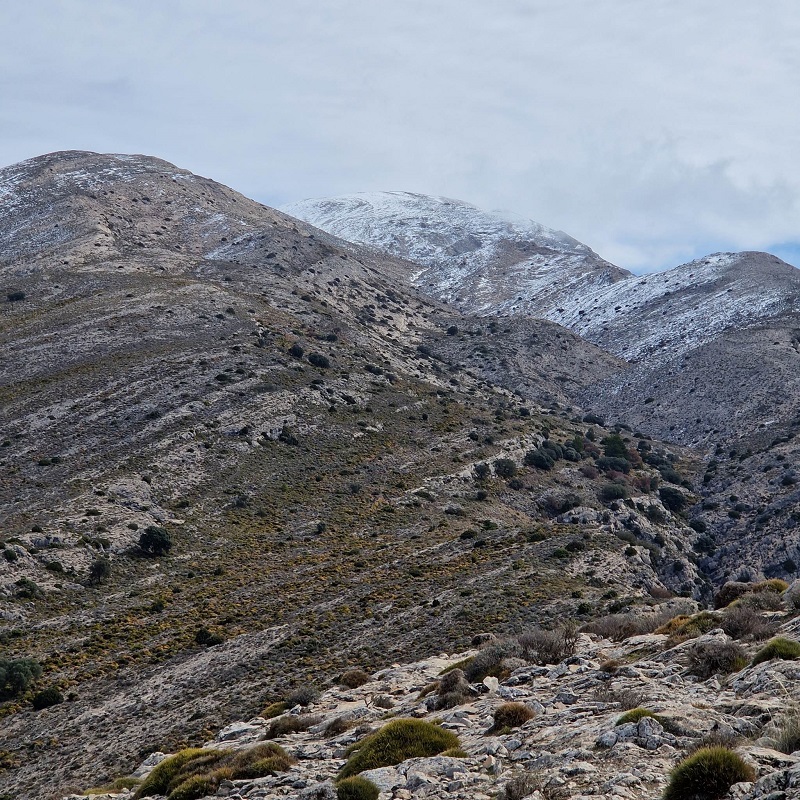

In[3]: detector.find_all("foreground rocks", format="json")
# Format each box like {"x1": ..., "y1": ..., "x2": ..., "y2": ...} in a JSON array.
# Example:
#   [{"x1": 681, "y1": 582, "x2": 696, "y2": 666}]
[{"x1": 62, "y1": 617, "x2": 800, "y2": 800}]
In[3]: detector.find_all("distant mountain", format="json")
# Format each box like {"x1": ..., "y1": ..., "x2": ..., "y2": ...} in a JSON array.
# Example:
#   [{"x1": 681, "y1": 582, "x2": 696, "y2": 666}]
[{"x1": 285, "y1": 193, "x2": 800, "y2": 445}]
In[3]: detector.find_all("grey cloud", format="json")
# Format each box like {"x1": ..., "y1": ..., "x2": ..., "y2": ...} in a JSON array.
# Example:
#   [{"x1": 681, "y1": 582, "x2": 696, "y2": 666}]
[{"x1": 1, "y1": 0, "x2": 799, "y2": 272}]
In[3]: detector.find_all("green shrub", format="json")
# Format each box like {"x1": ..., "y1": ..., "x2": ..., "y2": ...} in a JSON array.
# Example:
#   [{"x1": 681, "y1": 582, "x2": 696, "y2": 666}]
[
  {"x1": 139, "y1": 526, "x2": 172, "y2": 556},
  {"x1": 602, "y1": 434, "x2": 628, "y2": 459},
  {"x1": 340, "y1": 669, "x2": 371, "y2": 689},
  {"x1": 663, "y1": 747, "x2": 754, "y2": 800},
  {"x1": 524, "y1": 448, "x2": 554, "y2": 470},
  {"x1": 0, "y1": 658, "x2": 42, "y2": 700},
  {"x1": 752, "y1": 637, "x2": 800, "y2": 666},
  {"x1": 31, "y1": 686, "x2": 64, "y2": 710},
  {"x1": 308, "y1": 352, "x2": 330, "y2": 369},
  {"x1": 135, "y1": 748, "x2": 215, "y2": 797},
  {"x1": 616, "y1": 707, "x2": 660, "y2": 726},
  {"x1": 339, "y1": 719, "x2": 459, "y2": 779},
  {"x1": 135, "y1": 744, "x2": 294, "y2": 800},
  {"x1": 195, "y1": 628, "x2": 224, "y2": 646},
  {"x1": 489, "y1": 702, "x2": 535, "y2": 733},
  {"x1": 337, "y1": 776, "x2": 380, "y2": 800},
  {"x1": 600, "y1": 483, "x2": 629, "y2": 502}
]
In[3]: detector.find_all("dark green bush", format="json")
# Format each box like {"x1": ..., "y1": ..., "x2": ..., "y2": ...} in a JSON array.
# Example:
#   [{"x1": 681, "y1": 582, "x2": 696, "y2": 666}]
[
  {"x1": 7, "y1": 291, "x2": 25, "y2": 302},
  {"x1": 87, "y1": 557, "x2": 112, "y2": 586},
  {"x1": 31, "y1": 686, "x2": 63, "y2": 710},
  {"x1": 339, "y1": 719, "x2": 459, "y2": 779},
  {"x1": 662, "y1": 747, "x2": 754, "y2": 800},
  {"x1": 600, "y1": 483, "x2": 629, "y2": 502},
  {"x1": 524, "y1": 448, "x2": 554, "y2": 470},
  {"x1": 308, "y1": 352, "x2": 330, "y2": 369},
  {"x1": 0, "y1": 658, "x2": 42, "y2": 699},
  {"x1": 337, "y1": 776, "x2": 380, "y2": 800},
  {"x1": 494, "y1": 458, "x2": 517, "y2": 479},
  {"x1": 139, "y1": 526, "x2": 172, "y2": 556},
  {"x1": 659, "y1": 486, "x2": 687, "y2": 512},
  {"x1": 752, "y1": 637, "x2": 800, "y2": 666},
  {"x1": 601, "y1": 434, "x2": 628, "y2": 458},
  {"x1": 597, "y1": 456, "x2": 631, "y2": 474},
  {"x1": 288, "y1": 342, "x2": 304, "y2": 358},
  {"x1": 195, "y1": 628, "x2": 224, "y2": 646}
]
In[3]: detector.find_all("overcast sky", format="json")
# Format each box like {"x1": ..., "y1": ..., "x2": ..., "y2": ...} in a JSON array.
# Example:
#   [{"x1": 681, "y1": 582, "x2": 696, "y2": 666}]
[{"x1": 2, "y1": 1, "x2": 800, "y2": 273}]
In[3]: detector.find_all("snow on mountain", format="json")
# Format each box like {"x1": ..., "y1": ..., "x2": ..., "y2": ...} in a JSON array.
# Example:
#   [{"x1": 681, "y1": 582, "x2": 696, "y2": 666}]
[{"x1": 284, "y1": 192, "x2": 800, "y2": 363}]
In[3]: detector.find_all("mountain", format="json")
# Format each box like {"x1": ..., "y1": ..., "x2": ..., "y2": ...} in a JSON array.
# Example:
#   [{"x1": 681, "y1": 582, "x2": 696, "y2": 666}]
[
  {"x1": 285, "y1": 193, "x2": 800, "y2": 448},
  {"x1": 0, "y1": 153, "x2": 703, "y2": 799}
]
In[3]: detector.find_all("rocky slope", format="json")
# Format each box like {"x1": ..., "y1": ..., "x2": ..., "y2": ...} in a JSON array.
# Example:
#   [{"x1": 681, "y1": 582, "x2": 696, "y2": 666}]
[
  {"x1": 284, "y1": 194, "x2": 800, "y2": 450},
  {"x1": 0, "y1": 152, "x2": 705, "y2": 799},
  {"x1": 60, "y1": 594, "x2": 800, "y2": 800}
]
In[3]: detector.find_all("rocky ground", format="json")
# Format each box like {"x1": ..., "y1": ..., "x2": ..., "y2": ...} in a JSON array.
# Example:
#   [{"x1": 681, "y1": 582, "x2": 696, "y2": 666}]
[{"x1": 60, "y1": 600, "x2": 800, "y2": 800}]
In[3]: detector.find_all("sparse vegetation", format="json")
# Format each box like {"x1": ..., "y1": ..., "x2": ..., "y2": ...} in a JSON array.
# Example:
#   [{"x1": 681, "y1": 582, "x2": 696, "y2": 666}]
[{"x1": 752, "y1": 637, "x2": 800, "y2": 666}]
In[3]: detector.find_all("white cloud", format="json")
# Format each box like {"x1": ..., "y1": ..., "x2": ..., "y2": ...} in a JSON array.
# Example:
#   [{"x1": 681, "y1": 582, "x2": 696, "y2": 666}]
[{"x1": 1, "y1": 0, "x2": 799, "y2": 272}]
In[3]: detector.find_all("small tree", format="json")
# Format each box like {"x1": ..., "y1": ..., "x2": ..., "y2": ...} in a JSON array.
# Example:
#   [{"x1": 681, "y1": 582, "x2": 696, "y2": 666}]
[
  {"x1": 87, "y1": 557, "x2": 111, "y2": 586},
  {"x1": 139, "y1": 525, "x2": 172, "y2": 556},
  {"x1": 0, "y1": 658, "x2": 42, "y2": 700},
  {"x1": 602, "y1": 434, "x2": 628, "y2": 459}
]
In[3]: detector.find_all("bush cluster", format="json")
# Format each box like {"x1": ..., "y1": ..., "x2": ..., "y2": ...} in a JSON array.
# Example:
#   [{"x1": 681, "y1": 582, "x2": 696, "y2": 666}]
[{"x1": 135, "y1": 744, "x2": 294, "y2": 800}]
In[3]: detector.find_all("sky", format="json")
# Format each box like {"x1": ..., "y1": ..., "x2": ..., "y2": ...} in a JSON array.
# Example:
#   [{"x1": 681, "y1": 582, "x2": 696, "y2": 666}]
[{"x1": 2, "y1": 0, "x2": 800, "y2": 273}]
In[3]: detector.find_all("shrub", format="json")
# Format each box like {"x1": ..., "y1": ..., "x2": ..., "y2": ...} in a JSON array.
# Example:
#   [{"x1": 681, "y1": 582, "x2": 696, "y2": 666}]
[
  {"x1": 287, "y1": 685, "x2": 319, "y2": 707},
  {"x1": 139, "y1": 526, "x2": 172, "y2": 556},
  {"x1": 288, "y1": 342, "x2": 304, "y2": 358},
  {"x1": 7, "y1": 291, "x2": 25, "y2": 302},
  {"x1": 657, "y1": 611, "x2": 720, "y2": 640},
  {"x1": 494, "y1": 458, "x2": 517, "y2": 479},
  {"x1": 489, "y1": 702, "x2": 535, "y2": 733},
  {"x1": 0, "y1": 658, "x2": 42, "y2": 700},
  {"x1": 597, "y1": 456, "x2": 631, "y2": 474},
  {"x1": 265, "y1": 713, "x2": 322, "y2": 738},
  {"x1": 195, "y1": 628, "x2": 224, "y2": 646},
  {"x1": 602, "y1": 434, "x2": 628, "y2": 458},
  {"x1": 772, "y1": 711, "x2": 800, "y2": 755},
  {"x1": 659, "y1": 486, "x2": 687, "y2": 512},
  {"x1": 340, "y1": 669, "x2": 371, "y2": 689},
  {"x1": 308, "y1": 352, "x2": 330, "y2": 369},
  {"x1": 713, "y1": 581, "x2": 752, "y2": 609},
  {"x1": 581, "y1": 611, "x2": 674, "y2": 641},
  {"x1": 135, "y1": 744, "x2": 294, "y2": 799},
  {"x1": 337, "y1": 776, "x2": 380, "y2": 800},
  {"x1": 663, "y1": 747, "x2": 755, "y2": 800},
  {"x1": 752, "y1": 637, "x2": 800, "y2": 666},
  {"x1": 31, "y1": 686, "x2": 64, "y2": 710},
  {"x1": 600, "y1": 483, "x2": 629, "y2": 502},
  {"x1": 616, "y1": 707, "x2": 660, "y2": 726},
  {"x1": 339, "y1": 719, "x2": 459, "y2": 779},
  {"x1": 260, "y1": 701, "x2": 289, "y2": 719},
  {"x1": 518, "y1": 624, "x2": 577, "y2": 664},
  {"x1": 720, "y1": 604, "x2": 779, "y2": 641},
  {"x1": 687, "y1": 641, "x2": 747, "y2": 679},
  {"x1": 87, "y1": 557, "x2": 112, "y2": 586},
  {"x1": 739, "y1": 589, "x2": 784, "y2": 611},
  {"x1": 524, "y1": 448, "x2": 554, "y2": 470},
  {"x1": 474, "y1": 462, "x2": 491, "y2": 481},
  {"x1": 434, "y1": 668, "x2": 472, "y2": 710},
  {"x1": 497, "y1": 771, "x2": 544, "y2": 800}
]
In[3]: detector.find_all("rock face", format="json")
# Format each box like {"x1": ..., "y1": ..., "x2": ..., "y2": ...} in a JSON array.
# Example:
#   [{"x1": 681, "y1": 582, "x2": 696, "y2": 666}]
[{"x1": 60, "y1": 614, "x2": 800, "y2": 800}]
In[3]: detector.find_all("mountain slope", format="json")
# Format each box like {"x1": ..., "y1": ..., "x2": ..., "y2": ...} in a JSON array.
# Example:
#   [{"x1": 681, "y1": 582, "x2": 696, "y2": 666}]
[{"x1": 0, "y1": 152, "x2": 700, "y2": 799}]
